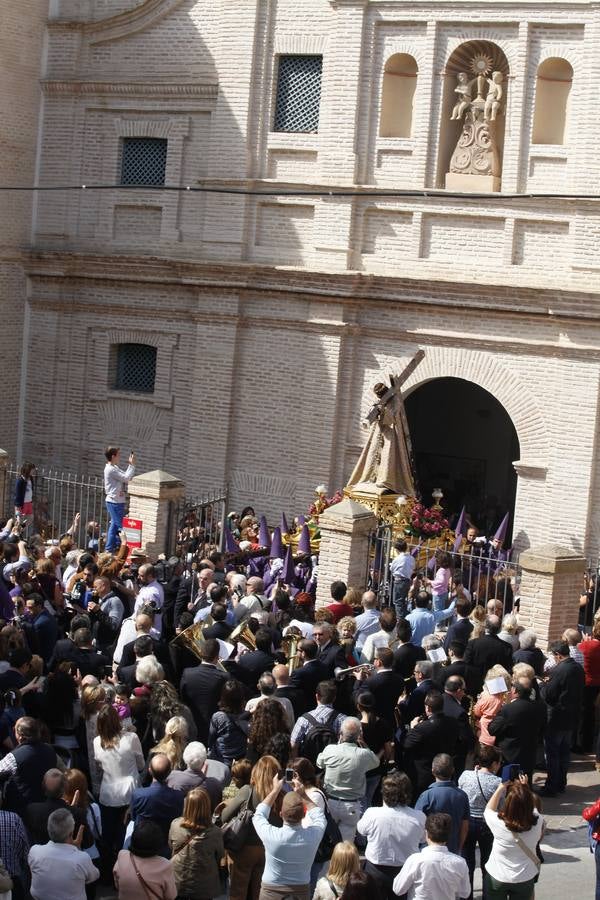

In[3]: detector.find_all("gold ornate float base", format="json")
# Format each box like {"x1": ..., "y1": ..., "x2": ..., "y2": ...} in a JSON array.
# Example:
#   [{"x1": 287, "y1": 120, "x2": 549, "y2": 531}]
[{"x1": 343, "y1": 487, "x2": 403, "y2": 525}]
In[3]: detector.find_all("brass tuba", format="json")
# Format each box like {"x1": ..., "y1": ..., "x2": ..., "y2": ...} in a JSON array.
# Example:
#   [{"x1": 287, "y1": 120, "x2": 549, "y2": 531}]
[
  {"x1": 229, "y1": 621, "x2": 257, "y2": 653},
  {"x1": 170, "y1": 622, "x2": 226, "y2": 670},
  {"x1": 281, "y1": 626, "x2": 303, "y2": 675}
]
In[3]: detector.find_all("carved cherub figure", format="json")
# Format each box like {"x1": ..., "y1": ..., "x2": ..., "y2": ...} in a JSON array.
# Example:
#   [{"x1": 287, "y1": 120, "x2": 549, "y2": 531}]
[
  {"x1": 484, "y1": 71, "x2": 504, "y2": 121},
  {"x1": 450, "y1": 72, "x2": 473, "y2": 119}
]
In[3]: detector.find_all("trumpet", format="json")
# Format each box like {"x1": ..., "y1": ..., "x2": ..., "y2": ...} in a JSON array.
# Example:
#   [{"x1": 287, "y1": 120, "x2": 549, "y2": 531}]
[{"x1": 334, "y1": 663, "x2": 375, "y2": 681}]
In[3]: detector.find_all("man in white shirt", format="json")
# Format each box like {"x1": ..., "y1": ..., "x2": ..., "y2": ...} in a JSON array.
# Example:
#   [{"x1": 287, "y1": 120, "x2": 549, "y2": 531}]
[
  {"x1": 134, "y1": 564, "x2": 165, "y2": 634},
  {"x1": 393, "y1": 812, "x2": 471, "y2": 900},
  {"x1": 233, "y1": 576, "x2": 270, "y2": 622},
  {"x1": 353, "y1": 591, "x2": 381, "y2": 653},
  {"x1": 103, "y1": 447, "x2": 135, "y2": 553},
  {"x1": 390, "y1": 539, "x2": 416, "y2": 619},
  {"x1": 28, "y1": 807, "x2": 99, "y2": 900}
]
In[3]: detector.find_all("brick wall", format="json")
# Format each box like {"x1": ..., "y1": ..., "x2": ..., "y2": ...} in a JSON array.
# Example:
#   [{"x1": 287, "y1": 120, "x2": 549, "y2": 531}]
[{"x1": 0, "y1": 0, "x2": 46, "y2": 458}]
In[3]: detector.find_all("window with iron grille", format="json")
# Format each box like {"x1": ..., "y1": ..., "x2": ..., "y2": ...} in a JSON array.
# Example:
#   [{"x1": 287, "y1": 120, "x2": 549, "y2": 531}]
[
  {"x1": 111, "y1": 343, "x2": 157, "y2": 394},
  {"x1": 274, "y1": 55, "x2": 323, "y2": 133},
  {"x1": 120, "y1": 137, "x2": 168, "y2": 186}
]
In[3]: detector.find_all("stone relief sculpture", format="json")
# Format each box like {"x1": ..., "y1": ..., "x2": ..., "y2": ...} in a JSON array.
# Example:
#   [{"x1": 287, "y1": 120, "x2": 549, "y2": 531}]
[{"x1": 446, "y1": 53, "x2": 506, "y2": 191}]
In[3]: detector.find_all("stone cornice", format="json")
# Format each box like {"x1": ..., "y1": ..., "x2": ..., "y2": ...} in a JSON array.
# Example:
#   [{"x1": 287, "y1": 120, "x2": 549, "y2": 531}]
[
  {"x1": 22, "y1": 250, "x2": 600, "y2": 331},
  {"x1": 41, "y1": 80, "x2": 218, "y2": 99}
]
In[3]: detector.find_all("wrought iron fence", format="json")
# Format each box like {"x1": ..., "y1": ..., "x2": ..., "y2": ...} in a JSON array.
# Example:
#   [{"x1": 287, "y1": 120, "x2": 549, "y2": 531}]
[
  {"x1": 583, "y1": 558, "x2": 600, "y2": 631},
  {"x1": 366, "y1": 524, "x2": 520, "y2": 615},
  {"x1": 168, "y1": 489, "x2": 228, "y2": 570},
  {"x1": 2, "y1": 464, "x2": 108, "y2": 547}
]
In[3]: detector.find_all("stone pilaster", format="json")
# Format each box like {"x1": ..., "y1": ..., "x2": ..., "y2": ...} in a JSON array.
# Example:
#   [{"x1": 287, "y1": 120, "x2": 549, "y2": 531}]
[
  {"x1": 316, "y1": 498, "x2": 377, "y2": 607},
  {"x1": 127, "y1": 470, "x2": 185, "y2": 560},
  {"x1": 518, "y1": 544, "x2": 585, "y2": 649}
]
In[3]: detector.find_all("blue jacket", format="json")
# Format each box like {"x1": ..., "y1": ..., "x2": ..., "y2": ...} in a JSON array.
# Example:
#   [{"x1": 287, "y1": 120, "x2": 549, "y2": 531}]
[{"x1": 131, "y1": 781, "x2": 184, "y2": 853}]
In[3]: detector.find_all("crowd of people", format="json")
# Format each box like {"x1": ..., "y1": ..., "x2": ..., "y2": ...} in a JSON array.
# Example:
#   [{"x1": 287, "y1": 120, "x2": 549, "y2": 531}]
[{"x1": 0, "y1": 453, "x2": 598, "y2": 900}]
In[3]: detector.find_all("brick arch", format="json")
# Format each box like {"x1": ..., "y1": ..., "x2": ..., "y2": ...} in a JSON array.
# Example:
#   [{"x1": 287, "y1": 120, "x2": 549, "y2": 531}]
[
  {"x1": 382, "y1": 46, "x2": 426, "y2": 73},
  {"x1": 535, "y1": 46, "x2": 579, "y2": 74},
  {"x1": 445, "y1": 34, "x2": 517, "y2": 74},
  {"x1": 401, "y1": 347, "x2": 550, "y2": 463}
]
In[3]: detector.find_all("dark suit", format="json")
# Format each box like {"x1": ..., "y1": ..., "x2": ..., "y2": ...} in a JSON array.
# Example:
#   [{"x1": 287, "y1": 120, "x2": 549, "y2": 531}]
[
  {"x1": 235, "y1": 650, "x2": 276, "y2": 690},
  {"x1": 275, "y1": 684, "x2": 305, "y2": 719},
  {"x1": 115, "y1": 662, "x2": 138, "y2": 692},
  {"x1": 180, "y1": 663, "x2": 229, "y2": 743},
  {"x1": 393, "y1": 642, "x2": 426, "y2": 679},
  {"x1": 440, "y1": 660, "x2": 481, "y2": 700},
  {"x1": 442, "y1": 692, "x2": 476, "y2": 774},
  {"x1": 488, "y1": 696, "x2": 547, "y2": 780},
  {"x1": 463, "y1": 634, "x2": 513, "y2": 685},
  {"x1": 353, "y1": 669, "x2": 406, "y2": 725},
  {"x1": 317, "y1": 642, "x2": 347, "y2": 677},
  {"x1": 403, "y1": 713, "x2": 460, "y2": 800},
  {"x1": 119, "y1": 636, "x2": 173, "y2": 677},
  {"x1": 443, "y1": 618, "x2": 473, "y2": 653},
  {"x1": 131, "y1": 782, "x2": 184, "y2": 852},
  {"x1": 202, "y1": 621, "x2": 233, "y2": 642},
  {"x1": 24, "y1": 798, "x2": 92, "y2": 848},
  {"x1": 48, "y1": 640, "x2": 109, "y2": 678},
  {"x1": 289, "y1": 659, "x2": 325, "y2": 713},
  {"x1": 397, "y1": 678, "x2": 437, "y2": 726}
]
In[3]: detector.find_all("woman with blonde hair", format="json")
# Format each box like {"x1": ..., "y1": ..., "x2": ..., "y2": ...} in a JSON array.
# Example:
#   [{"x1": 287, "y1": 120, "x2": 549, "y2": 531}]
[
  {"x1": 151, "y1": 715, "x2": 188, "y2": 771},
  {"x1": 473, "y1": 665, "x2": 511, "y2": 745},
  {"x1": 470, "y1": 604, "x2": 487, "y2": 640},
  {"x1": 313, "y1": 842, "x2": 360, "y2": 900},
  {"x1": 81, "y1": 684, "x2": 107, "y2": 794},
  {"x1": 220, "y1": 755, "x2": 282, "y2": 900},
  {"x1": 169, "y1": 787, "x2": 224, "y2": 900}
]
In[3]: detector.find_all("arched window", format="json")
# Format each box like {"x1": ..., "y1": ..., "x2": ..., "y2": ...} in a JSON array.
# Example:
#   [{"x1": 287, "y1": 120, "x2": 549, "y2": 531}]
[
  {"x1": 532, "y1": 57, "x2": 573, "y2": 145},
  {"x1": 379, "y1": 54, "x2": 418, "y2": 138}
]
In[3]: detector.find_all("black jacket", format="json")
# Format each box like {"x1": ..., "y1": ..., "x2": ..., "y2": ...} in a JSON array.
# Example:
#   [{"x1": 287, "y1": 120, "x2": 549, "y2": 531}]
[
  {"x1": 463, "y1": 634, "x2": 513, "y2": 683},
  {"x1": 119, "y1": 636, "x2": 173, "y2": 677},
  {"x1": 440, "y1": 660, "x2": 481, "y2": 700},
  {"x1": 24, "y1": 798, "x2": 92, "y2": 848},
  {"x1": 203, "y1": 621, "x2": 233, "y2": 642},
  {"x1": 403, "y1": 713, "x2": 460, "y2": 798},
  {"x1": 235, "y1": 650, "x2": 276, "y2": 690},
  {"x1": 47, "y1": 639, "x2": 109, "y2": 679},
  {"x1": 442, "y1": 692, "x2": 476, "y2": 769},
  {"x1": 289, "y1": 660, "x2": 325, "y2": 713},
  {"x1": 541, "y1": 657, "x2": 585, "y2": 732},
  {"x1": 443, "y1": 618, "x2": 474, "y2": 653},
  {"x1": 393, "y1": 643, "x2": 426, "y2": 680},
  {"x1": 488, "y1": 696, "x2": 547, "y2": 776},
  {"x1": 397, "y1": 678, "x2": 436, "y2": 725},
  {"x1": 353, "y1": 670, "x2": 406, "y2": 724},
  {"x1": 317, "y1": 642, "x2": 347, "y2": 677},
  {"x1": 180, "y1": 663, "x2": 229, "y2": 743}
]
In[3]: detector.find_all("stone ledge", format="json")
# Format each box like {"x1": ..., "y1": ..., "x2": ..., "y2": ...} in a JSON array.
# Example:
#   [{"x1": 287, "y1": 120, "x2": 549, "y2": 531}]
[{"x1": 520, "y1": 544, "x2": 585, "y2": 575}]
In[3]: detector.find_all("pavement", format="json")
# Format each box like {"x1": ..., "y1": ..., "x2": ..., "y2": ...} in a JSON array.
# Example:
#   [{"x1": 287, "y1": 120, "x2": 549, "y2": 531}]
[
  {"x1": 473, "y1": 752, "x2": 598, "y2": 899},
  {"x1": 99, "y1": 753, "x2": 599, "y2": 899}
]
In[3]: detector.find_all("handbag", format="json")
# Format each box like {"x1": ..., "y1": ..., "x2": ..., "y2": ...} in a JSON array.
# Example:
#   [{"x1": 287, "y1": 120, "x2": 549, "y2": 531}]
[
  {"x1": 314, "y1": 789, "x2": 343, "y2": 864},
  {"x1": 221, "y1": 790, "x2": 255, "y2": 852},
  {"x1": 130, "y1": 853, "x2": 167, "y2": 900}
]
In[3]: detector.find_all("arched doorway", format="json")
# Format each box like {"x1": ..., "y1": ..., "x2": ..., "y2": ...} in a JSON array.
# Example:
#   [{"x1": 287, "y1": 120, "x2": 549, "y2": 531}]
[{"x1": 405, "y1": 377, "x2": 519, "y2": 539}]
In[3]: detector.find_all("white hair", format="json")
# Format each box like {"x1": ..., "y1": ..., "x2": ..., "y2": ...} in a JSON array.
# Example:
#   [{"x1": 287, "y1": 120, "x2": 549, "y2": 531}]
[
  {"x1": 135, "y1": 655, "x2": 164, "y2": 685},
  {"x1": 65, "y1": 549, "x2": 81, "y2": 567},
  {"x1": 340, "y1": 717, "x2": 362, "y2": 743},
  {"x1": 48, "y1": 808, "x2": 75, "y2": 843},
  {"x1": 183, "y1": 741, "x2": 208, "y2": 773},
  {"x1": 230, "y1": 574, "x2": 247, "y2": 592},
  {"x1": 518, "y1": 629, "x2": 537, "y2": 650}
]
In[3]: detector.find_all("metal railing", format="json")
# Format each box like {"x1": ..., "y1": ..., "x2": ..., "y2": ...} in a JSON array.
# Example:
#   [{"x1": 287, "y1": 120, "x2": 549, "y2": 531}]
[
  {"x1": 366, "y1": 524, "x2": 520, "y2": 614},
  {"x1": 2, "y1": 464, "x2": 108, "y2": 547},
  {"x1": 168, "y1": 488, "x2": 228, "y2": 569}
]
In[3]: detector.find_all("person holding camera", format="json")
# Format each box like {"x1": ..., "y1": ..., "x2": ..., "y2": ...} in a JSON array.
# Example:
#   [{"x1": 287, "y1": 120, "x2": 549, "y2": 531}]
[
  {"x1": 103, "y1": 447, "x2": 135, "y2": 553},
  {"x1": 87, "y1": 576, "x2": 124, "y2": 653}
]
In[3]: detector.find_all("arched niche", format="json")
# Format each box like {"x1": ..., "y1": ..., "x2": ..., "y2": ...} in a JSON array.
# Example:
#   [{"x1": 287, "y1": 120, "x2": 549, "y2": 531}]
[
  {"x1": 437, "y1": 40, "x2": 510, "y2": 191},
  {"x1": 405, "y1": 377, "x2": 520, "y2": 534},
  {"x1": 532, "y1": 57, "x2": 573, "y2": 145},
  {"x1": 379, "y1": 53, "x2": 418, "y2": 138}
]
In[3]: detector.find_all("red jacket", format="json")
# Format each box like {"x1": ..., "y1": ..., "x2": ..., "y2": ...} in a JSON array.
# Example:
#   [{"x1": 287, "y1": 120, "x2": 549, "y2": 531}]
[
  {"x1": 582, "y1": 797, "x2": 600, "y2": 841},
  {"x1": 581, "y1": 638, "x2": 600, "y2": 686}
]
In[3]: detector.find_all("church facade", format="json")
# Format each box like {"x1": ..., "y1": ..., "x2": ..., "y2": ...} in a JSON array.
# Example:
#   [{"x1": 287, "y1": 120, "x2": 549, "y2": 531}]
[{"x1": 2, "y1": 0, "x2": 600, "y2": 554}]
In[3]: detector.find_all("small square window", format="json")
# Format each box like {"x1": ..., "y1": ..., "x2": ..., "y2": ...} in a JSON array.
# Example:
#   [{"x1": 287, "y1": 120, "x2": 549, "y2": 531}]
[
  {"x1": 274, "y1": 55, "x2": 323, "y2": 133},
  {"x1": 120, "y1": 138, "x2": 167, "y2": 186},
  {"x1": 111, "y1": 343, "x2": 157, "y2": 394}
]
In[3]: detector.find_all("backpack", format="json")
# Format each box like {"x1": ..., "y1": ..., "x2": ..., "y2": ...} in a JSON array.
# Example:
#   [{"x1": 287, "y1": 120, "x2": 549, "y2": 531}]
[
  {"x1": 313, "y1": 789, "x2": 343, "y2": 864},
  {"x1": 301, "y1": 709, "x2": 338, "y2": 765}
]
